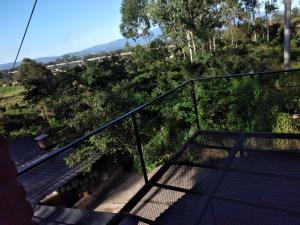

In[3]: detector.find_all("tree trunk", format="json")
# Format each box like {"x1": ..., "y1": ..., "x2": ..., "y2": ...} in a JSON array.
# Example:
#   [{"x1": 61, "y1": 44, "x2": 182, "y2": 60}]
[
  {"x1": 213, "y1": 36, "x2": 216, "y2": 51},
  {"x1": 283, "y1": 0, "x2": 292, "y2": 69},
  {"x1": 266, "y1": 12, "x2": 270, "y2": 43},
  {"x1": 186, "y1": 30, "x2": 193, "y2": 63},
  {"x1": 188, "y1": 44, "x2": 193, "y2": 62},
  {"x1": 253, "y1": 32, "x2": 257, "y2": 42},
  {"x1": 229, "y1": 23, "x2": 234, "y2": 47},
  {"x1": 231, "y1": 30, "x2": 234, "y2": 47},
  {"x1": 266, "y1": 25, "x2": 270, "y2": 42},
  {"x1": 267, "y1": 16, "x2": 271, "y2": 43},
  {"x1": 190, "y1": 31, "x2": 197, "y2": 55}
]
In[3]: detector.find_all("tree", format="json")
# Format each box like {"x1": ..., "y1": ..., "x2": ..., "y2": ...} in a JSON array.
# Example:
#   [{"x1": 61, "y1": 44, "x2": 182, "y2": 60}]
[
  {"x1": 149, "y1": 0, "x2": 221, "y2": 61},
  {"x1": 120, "y1": 0, "x2": 151, "y2": 43},
  {"x1": 17, "y1": 58, "x2": 56, "y2": 101},
  {"x1": 265, "y1": 0, "x2": 277, "y2": 42},
  {"x1": 0, "y1": 71, "x2": 12, "y2": 85},
  {"x1": 241, "y1": 0, "x2": 259, "y2": 42},
  {"x1": 291, "y1": 7, "x2": 299, "y2": 16},
  {"x1": 242, "y1": 0, "x2": 258, "y2": 22},
  {"x1": 221, "y1": 0, "x2": 247, "y2": 46},
  {"x1": 283, "y1": 0, "x2": 292, "y2": 69},
  {"x1": 120, "y1": 0, "x2": 222, "y2": 62}
]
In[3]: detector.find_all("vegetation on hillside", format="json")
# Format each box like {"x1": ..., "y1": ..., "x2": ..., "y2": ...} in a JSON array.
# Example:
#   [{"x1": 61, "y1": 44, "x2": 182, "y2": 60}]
[{"x1": 0, "y1": 1, "x2": 299, "y2": 170}]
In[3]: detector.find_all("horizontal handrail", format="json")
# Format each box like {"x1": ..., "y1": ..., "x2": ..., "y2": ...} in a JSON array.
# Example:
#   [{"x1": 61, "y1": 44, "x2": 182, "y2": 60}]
[
  {"x1": 193, "y1": 68, "x2": 300, "y2": 81},
  {"x1": 17, "y1": 80, "x2": 192, "y2": 175},
  {"x1": 17, "y1": 68, "x2": 300, "y2": 176}
]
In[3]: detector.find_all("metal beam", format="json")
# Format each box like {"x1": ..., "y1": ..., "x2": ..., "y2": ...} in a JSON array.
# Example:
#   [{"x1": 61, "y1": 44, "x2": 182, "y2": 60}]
[
  {"x1": 176, "y1": 161, "x2": 300, "y2": 182},
  {"x1": 188, "y1": 141, "x2": 300, "y2": 154},
  {"x1": 193, "y1": 68, "x2": 300, "y2": 81},
  {"x1": 154, "y1": 183, "x2": 205, "y2": 197}
]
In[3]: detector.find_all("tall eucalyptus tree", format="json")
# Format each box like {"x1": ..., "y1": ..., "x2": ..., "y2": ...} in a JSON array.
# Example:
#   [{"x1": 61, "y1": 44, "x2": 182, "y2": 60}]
[
  {"x1": 120, "y1": 0, "x2": 152, "y2": 45},
  {"x1": 283, "y1": 0, "x2": 292, "y2": 69}
]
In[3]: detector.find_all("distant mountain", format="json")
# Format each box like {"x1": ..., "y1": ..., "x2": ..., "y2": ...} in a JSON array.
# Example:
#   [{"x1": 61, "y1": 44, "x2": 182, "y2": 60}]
[
  {"x1": 67, "y1": 38, "x2": 143, "y2": 57},
  {"x1": 0, "y1": 27, "x2": 162, "y2": 71}
]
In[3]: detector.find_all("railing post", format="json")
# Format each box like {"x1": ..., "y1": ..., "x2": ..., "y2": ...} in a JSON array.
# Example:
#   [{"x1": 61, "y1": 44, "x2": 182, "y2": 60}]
[
  {"x1": 131, "y1": 113, "x2": 148, "y2": 183},
  {"x1": 190, "y1": 80, "x2": 200, "y2": 131}
]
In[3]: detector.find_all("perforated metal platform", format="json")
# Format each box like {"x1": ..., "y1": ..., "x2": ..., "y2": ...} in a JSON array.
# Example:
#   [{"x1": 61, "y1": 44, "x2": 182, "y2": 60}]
[{"x1": 109, "y1": 130, "x2": 300, "y2": 225}]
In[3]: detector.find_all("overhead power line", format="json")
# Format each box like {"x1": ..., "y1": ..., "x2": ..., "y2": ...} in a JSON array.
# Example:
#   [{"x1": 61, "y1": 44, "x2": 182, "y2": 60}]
[{"x1": 1, "y1": 0, "x2": 38, "y2": 101}]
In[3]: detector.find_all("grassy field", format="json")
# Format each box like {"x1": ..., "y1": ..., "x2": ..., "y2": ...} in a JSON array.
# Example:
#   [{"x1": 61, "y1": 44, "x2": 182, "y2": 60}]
[
  {"x1": 0, "y1": 86, "x2": 23, "y2": 97},
  {"x1": 0, "y1": 86, "x2": 24, "y2": 106}
]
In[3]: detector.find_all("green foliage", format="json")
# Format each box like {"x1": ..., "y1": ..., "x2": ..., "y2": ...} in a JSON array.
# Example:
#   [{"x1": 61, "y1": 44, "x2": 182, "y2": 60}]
[
  {"x1": 223, "y1": 27, "x2": 248, "y2": 45},
  {"x1": 0, "y1": 85, "x2": 23, "y2": 98},
  {"x1": 120, "y1": 0, "x2": 151, "y2": 39},
  {"x1": 0, "y1": 71, "x2": 15, "y2": 85},
  {"x1": 272, "y1": 113, "x2": 300, "y2": 149},
  {"x1": 17, "y1": 58, "x2": 56, "y2": 102},
  {"x1": 0, "y1": 109, "x2": 43, "y2": 138},
  {"x1": 3, "y1": 38, "x2": 300, "y2": 172},
  {"x1": 273, "y1": 113, "x2": 300, "y2": 133},
  {"x1": 2, "y1": 0, "x2": 300, "y2": 172},
  {"x1": 198, "y1": 76, "x2": 281, "y2": 131}
]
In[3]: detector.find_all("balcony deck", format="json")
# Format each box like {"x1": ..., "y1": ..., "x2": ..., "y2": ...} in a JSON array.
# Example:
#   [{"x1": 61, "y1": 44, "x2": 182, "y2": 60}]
[
  {"x1": 110, "y1": 130, "x2": 300, "y2": 225},
  {"x1": 10, "y1": 69, "x2": 300, "y2": 225}
]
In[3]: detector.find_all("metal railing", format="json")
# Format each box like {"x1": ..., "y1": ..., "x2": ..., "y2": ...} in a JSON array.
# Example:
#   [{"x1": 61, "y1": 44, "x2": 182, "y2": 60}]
[{"x1": 17, "y1": 68, "x2": 300, "y2": 182}]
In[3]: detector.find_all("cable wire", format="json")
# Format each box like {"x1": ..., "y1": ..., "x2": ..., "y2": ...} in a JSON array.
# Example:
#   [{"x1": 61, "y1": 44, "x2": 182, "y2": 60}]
[{"x1": 1, "y1": 0, "x2": 38, "y2": 102}]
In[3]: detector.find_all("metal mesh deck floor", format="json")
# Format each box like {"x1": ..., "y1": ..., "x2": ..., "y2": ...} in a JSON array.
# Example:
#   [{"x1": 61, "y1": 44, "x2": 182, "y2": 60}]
[{"x1": 110, "y1": 130, "x2": 300, "y2": 225}]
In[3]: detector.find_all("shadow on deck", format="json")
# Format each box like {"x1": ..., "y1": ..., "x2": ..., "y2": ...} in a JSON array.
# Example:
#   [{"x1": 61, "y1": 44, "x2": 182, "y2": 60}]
[{"x1": 111, "y1": 130, "x2": 300, "y2": 225}]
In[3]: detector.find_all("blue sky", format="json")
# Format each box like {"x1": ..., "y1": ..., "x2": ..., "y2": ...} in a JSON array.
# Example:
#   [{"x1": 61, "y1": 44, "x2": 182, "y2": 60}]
[
  {"x1": 0, "y1": 1, "x2": 294, "y2": 64},
  {"x1": 0, "y1": 0, "x2": 123, "y2": 64}
]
